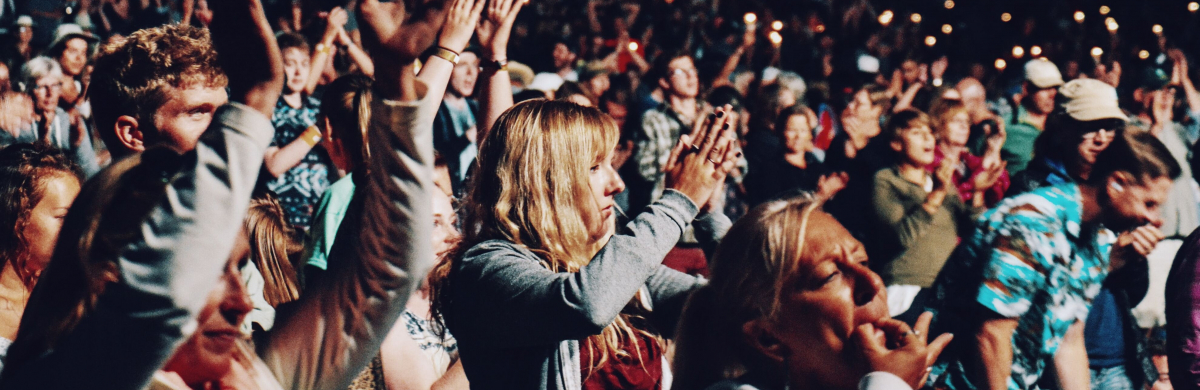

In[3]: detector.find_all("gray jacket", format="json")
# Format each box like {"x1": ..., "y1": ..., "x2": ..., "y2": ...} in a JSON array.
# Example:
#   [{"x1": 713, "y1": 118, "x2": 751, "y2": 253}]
[
  {"x1": 446, "y1": 189, "x2": 730, "y2": 390},
  {"x1": 1, "y1": 91, "x2": 435, "y2": 390}
]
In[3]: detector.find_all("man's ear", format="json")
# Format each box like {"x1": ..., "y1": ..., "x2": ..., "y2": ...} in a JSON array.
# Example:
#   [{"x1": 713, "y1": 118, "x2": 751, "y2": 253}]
[
  {"x1": 114, "y1": 115, "x2": 145, "y2": 153},
  {"x1": 1107, "y1": 171, "x2": 1134, "y2": 197},
  {"x1": 742, "y1": 320, "x2": 788, "y2": 364},
  {"x1": 658, "y1": 77, "x2": 671, "y2": 92},
  {"x1": 890, "y1": 138, "x2": 904, "y2": 153}
]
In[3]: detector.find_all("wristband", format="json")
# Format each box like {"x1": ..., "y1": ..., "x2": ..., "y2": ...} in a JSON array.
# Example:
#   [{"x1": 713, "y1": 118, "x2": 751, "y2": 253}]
[
  {"x1": 300, "y1": 126, "x2": 322, "y2": 147},
  {"x1": 315, "y1": 43, "x2": 333, "y2": 55},
  {"x1": 432, "y1": 46, "x2": 460, "y2": 65},
  {"x1": 481, "y1": 58, "x2": 508, "y2": 72}
]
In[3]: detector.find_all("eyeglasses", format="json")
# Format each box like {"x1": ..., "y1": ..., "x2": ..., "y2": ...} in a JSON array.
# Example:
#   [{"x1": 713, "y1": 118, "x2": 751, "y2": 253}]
[{"x1": 1082, "y1": 128, "x2": 1115, "y2": 141}]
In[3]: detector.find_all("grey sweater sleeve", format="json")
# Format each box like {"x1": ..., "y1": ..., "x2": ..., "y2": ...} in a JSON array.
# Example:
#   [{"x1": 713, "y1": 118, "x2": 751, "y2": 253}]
[
  {"x1": 0, "y1": 103, "x2": 273, "y2": 390},
  {"x1": 451, "y1": 189, "x2": 698, "y2": 347},
  {"x1": 262, "y1": 89, "x2": 435, "y2": 390}
]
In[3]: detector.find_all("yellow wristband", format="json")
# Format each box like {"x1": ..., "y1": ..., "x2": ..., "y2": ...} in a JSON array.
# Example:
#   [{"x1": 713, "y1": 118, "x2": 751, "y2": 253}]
[
  {"x1": 432, "y1": 47, "x2": 460, "y2": 65},
  {"x1": 315, "y1": 43, "x2": 333, "y2": 55},
  {"x1": 300, "y1": 126, "x2": 322, "y2": 147}
]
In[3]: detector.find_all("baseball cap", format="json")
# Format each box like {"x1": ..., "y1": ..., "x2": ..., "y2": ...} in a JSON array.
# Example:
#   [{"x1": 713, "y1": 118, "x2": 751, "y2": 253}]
[
  {"x1": 1059, "y1": 78, "x2": 1129, "y2": 121},
  {"x1": 1024, "y1": 59, "x2": 1064, "y2": 89}
]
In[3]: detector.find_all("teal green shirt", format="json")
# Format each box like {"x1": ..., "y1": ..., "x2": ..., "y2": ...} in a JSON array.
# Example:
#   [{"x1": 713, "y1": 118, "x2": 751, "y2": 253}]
[
  {"x1": 1002, "y1": 105, "x2": 1043, "y2": 176},
  {"x1": 304, "y1": 174, "x2": 357, "y2": 270}
]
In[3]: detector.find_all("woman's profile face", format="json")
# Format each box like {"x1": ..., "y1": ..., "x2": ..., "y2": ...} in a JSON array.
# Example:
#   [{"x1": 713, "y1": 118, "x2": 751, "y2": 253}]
[
  {"x1": 583, "y1": 147, "x2": 625, "y2": 243},
  {"x1": 754, "y1": 212, "x2": 888, "y2": 388},
  {"x1": 22, "y1": 174, "x2": 80, "y2": 271}
]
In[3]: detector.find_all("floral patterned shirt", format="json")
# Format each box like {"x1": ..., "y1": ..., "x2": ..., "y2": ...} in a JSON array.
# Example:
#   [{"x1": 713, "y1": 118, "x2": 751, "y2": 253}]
[{"x1": 928, "y1": 183, "x2": 1115, "y2": 390}]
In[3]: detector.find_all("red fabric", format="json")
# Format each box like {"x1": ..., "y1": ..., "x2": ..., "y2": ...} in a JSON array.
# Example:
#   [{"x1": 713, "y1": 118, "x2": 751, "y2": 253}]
[
  {"x1": 580, "y1": 333, "x2": 664, "y2": 390},
  {"x1": 662, "y1": 247, "x2": 707, "y2": 277},
  {"x1": 815, "y1": 109, "x2": 836, "y2": 150},
  {"x1": 927, "y1": 149, "x2": 1011, "y2": 208}
]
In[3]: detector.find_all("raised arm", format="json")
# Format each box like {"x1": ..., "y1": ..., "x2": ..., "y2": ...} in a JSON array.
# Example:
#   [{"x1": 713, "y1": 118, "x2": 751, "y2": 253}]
[
  {"x1": 0, "y1": 0, "x2": 283, "y2": 384},
  {"x1": 416, "y1": 0, "x2": 483, "y2": 121},
  {"x1": 260, "y1": 0, "x2": 444, "y2": 388},
  {"x1": 474, "y1": 0, "x2": 523, "y2": 137},
  {"x1": 305, "y1": 7, "x2": 348, "y2": 94}
]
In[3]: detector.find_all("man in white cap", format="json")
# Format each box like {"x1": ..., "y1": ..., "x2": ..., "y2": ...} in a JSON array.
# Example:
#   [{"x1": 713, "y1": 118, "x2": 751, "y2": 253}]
[
  {"x1": 47, "y1": 23, "x2": 97, "y2": 111},
  {"x1": 1002, "y1": 59, "x2": 1064, "y2": 174}
]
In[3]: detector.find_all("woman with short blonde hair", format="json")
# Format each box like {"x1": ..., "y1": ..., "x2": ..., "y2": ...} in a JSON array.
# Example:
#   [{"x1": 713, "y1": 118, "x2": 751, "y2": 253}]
[{"x1": 672, "y1": 196, "x2": 953, "y2": 390}]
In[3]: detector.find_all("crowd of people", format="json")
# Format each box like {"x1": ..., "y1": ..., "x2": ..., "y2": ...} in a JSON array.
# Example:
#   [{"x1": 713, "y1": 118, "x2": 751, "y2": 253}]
[{"x1": 1, "y1": 0, "x2": 1200, "y2": 389}]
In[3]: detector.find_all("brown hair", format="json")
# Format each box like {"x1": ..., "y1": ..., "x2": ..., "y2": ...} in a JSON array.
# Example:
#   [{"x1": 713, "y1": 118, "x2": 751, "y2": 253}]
[
  {"x1": 884, "y1": 109, "x2": 932, "y2": 143},
  {"x1": 319, "y1": 74, "x2": 373, "y2": 171},
  {"x1": 0, "y1": 144, "x2": 82, "y2": 289},
  {"x1": 1088, "y1": 129, "x2": 1182, "y2": 185},
  {"x1": 5, "y1": 148, "x2": 177, "y2": 370},
  {"x1": 90, "y1": 24, "x2": 228, "y2": 158}
]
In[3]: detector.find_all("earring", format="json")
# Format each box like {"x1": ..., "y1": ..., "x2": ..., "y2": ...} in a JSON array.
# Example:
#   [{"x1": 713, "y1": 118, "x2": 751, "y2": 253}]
[{"x1": 1111, "y1": 182, "x2": 1124, "y2": 192}]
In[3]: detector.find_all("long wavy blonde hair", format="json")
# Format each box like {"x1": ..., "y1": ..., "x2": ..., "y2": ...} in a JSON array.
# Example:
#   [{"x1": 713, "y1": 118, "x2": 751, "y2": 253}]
[{"x1": 429, "y1": 99, "x2": 654, "y2": 372}]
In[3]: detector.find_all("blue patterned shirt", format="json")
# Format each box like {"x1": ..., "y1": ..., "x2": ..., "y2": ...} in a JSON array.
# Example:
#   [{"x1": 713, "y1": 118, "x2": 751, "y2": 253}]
[
  {"x1": 267, "y1": 95, "x2": 333, "y2": 229},
  {"x1": 928, "y1": 183, "x2": 1114, "y2": 390}
]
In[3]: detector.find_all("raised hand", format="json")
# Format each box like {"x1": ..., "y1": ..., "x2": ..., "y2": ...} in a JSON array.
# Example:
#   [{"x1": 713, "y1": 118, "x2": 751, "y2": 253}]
[
  {"x1": 933, "y1": 157, "x2": 955, "y2": 190},
  {"x1": 852, "y1": 312, "x2": 953, "y2": 389},
  {"x1": 817, "y1": 171, "x2": 849, "y2": 200},
  {"x1": 208, "y1": 0, "x2": 284, "y2": 117},
  {"x1": 322, "y1": 7, "x2": 349, "y2": 43},
  {"x1": 476, "y1": 0, "x2": 525, "y2": 60},
  {"x1": 360, "y1": 0, "x2": 449, "y2": 65},
  {"x1": 971, "y1": 160, "x2": 1006, "y2": 191},
  {"x1": 663, "y1": 105, "x2": 738, "y2": 206},
  {"x1": 438, "y1": 0, "x2": 485, "y2": 53},
  {"x1": 359, "y1": 0, "x2": 450, "y2": 99}
]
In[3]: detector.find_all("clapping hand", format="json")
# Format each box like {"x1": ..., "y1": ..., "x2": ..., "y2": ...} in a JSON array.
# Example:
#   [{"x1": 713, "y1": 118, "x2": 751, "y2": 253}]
[{"x1": 663, "y1": 105, "x2": 740, "y2": 206}]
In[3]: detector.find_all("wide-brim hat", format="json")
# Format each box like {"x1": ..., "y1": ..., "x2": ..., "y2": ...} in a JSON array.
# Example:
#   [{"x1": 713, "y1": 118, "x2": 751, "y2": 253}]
[{"x1": 48, "y1": 24, "x2": 98, "y2": 54}]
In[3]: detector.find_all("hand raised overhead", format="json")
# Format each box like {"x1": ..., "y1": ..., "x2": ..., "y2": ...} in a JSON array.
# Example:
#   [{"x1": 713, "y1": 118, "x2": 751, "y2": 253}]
[
  {"x1": 208, "y1": 0, "x2": 284, "y2": 117},
  {"x1": 359, "y1": 0, "x2": 449, "y2": 100}
]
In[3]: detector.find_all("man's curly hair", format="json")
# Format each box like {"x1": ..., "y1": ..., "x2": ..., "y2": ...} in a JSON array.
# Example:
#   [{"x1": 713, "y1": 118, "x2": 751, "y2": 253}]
[{"x1": 90, "y1": 24, "x2": 228, "y2": 157}]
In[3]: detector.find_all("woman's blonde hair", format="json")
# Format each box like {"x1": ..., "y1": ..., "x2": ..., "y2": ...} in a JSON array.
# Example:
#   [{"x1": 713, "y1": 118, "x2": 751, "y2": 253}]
[
  {"x1": 429, "y1": 99, "x2": 652, "y2": 372},
  {"x1": 245, "y1": 193, "x2": 302, "y2": 307},
  {"x1": 672, "y1": 195, "x2": 823, "y2": 390},
  {"x1": 930, "y1": 100, "x2": 969, "y2": 141}
]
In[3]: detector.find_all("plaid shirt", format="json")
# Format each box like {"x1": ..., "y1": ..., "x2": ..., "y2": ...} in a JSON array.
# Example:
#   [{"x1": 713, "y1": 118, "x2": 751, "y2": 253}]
[{"x1": 635, "y1": 103, "x2": 693, "y2": 201}]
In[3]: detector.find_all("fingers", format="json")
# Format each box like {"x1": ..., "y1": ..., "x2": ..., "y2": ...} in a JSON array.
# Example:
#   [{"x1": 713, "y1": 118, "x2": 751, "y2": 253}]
[
  {"x1": 913, "y1": 312, "x2": 933, "y2": 343},
  {"x1": 852, "y1": 323, "x2": 889, "y2": 354},
  {"x1": 469, "y1": 0, "x2": 486, "y2": 18},
  {"x1": 873, "y1": 318, "x2": 915, "y2": 344},
  {"x1": 665, "y1": 134, "x2": 689, "y2": 173},
  {"x1": 697, "y1": 105, "x2": 732, "y2": 156},
  {"x1": 925, "y1": 333, "x2": 954, "y2": 367}
]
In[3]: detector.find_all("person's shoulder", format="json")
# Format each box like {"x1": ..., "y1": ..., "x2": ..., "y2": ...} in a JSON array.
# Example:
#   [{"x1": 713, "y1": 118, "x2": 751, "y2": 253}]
[{"x1": 461, "y1": 240, "x2": 540, "y2": 266}]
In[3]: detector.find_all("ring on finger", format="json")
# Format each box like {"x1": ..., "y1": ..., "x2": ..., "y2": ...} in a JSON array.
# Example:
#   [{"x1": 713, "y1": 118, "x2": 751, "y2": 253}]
[{"x1": 706, "y1": 156, "x2": 721, "y2": 164}]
